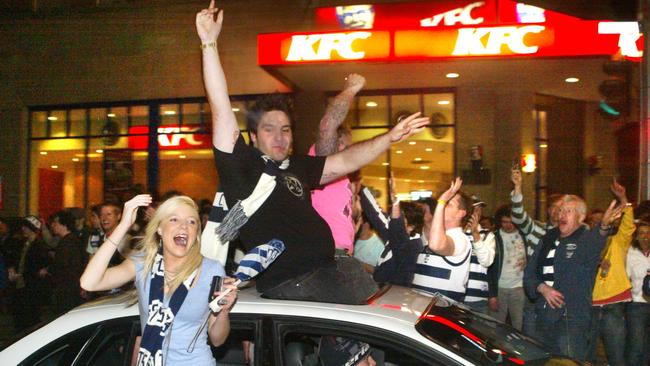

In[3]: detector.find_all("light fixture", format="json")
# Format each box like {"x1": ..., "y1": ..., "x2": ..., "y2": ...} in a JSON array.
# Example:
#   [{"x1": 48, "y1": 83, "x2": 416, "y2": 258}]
[
  {"x1": 408, "y1": 141, "x2": 416, "y2": 145},
  {"x1": 446, "y1": 72, "x2": 460, "y2": 78},
  {"x1": 232, "y1": 107, "x2": 240, "y2": 112},
  {"x1": 47, "y1": 116, "x2": 58, "y2": 121},
  {"x1": 96, "y1": 149, "x2": 104, "y2": 153},
  {"x1": 396, "y1": 150, "x2": 403, "y2": 154},
  {"x1": 51, "y1": 165, "x2": 58, "y2": 169},
  {"x1": 540, "y1": 143, "x2": 548, "y2": 148},
  {"x1": 425, "y1": 148, "x2": 433, "y2": 152},
  {"x1": 107, "y1": 113, "x2": 116, "y2": 118},
  {"x1": 381, "y1": 162, "x2": 389, "y2": 166},
  {"x1": 179, "y1": 155, "x2": 187, "y2": 159},
  {"x1": 163, "y1": 110, "x2": 176, "y2": 115},
  {"x1": 72, "y1": 158, "x2": 80, "y2": 162},
  {"x1": 418, "y1": 180, "x2": 425, "y2": 183},
  {"x1": 565, "y1": 77, "x2": 579, "y2": 83},
  {"x1": 438, "y1": 100, "x2": 451, "y2": 105},
  {"x1": 40, "y1": 151, "x2": 48, "y2": 155},
  {"x1": 365, "y1": 101, "x2": 378, "y2": 108},
  {"x1": 379, "y1": 177, "x2": 387, "y2": 181},
  {"x1": 405, "y1": 179, "x2": 412, "y2": 182},
  {"x1": 414, "y1": 157, "x2": 422, "y2": 161},
  {"x1": 521, "y1": 154, "x2": 537, "y2": 173},
  {"x1": 419, "y1": 166, "x2": 430, "y2": 170}
]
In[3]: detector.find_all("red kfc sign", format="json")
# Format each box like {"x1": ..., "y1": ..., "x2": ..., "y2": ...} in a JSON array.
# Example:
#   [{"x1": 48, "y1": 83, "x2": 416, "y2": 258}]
[{"x1": 128, "y1": 125, "x2": 212, "y2": 150}]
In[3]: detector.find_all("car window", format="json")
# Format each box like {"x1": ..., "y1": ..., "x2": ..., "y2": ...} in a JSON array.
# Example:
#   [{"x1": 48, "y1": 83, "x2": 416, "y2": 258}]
[
  {"x1": 75, "y1": 317, "x2": 140, "y2": 366},
  {"x1": 211, "y1": 316, "x2": 259, "y2": 366},
  {"x1": 276, "y1": 320, "x2": 450, "y2": 366},
  {"x1": 19, "y1": 324, "x2": 96, "y2": 366}
]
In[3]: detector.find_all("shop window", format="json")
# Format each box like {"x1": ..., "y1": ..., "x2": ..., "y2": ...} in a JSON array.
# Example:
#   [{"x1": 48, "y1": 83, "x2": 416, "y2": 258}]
[
  {"x1": 160, "y1": 103, "x2": 180, "y2": 125},
  {"x1": 231, "y1": 100, "x2": 248, "y2": 131},
  {"x1": 182, "y1": 103, "x2": 203, "y2": 126},
  {"x1": 49, "y1": 110, "x2": 67, "y2": 137},
  {"x1": 358, "y1": 95, "x2": 388, "y2": 127},
  {"x1": 69, "y1": 109, "x2": 87, "y2": 137},
  {"x1": 31, "y1": 111, "x2": 48, "y2": 138},
  {"x1": 30, "y1": 138, "x2": 87, "y2": 217},
  {"x1": 130, "y1": 105, "x2": 149, "y2": 127},
  {"x1": 391, "y1": 94, "x2": 420, "y2": 123}
]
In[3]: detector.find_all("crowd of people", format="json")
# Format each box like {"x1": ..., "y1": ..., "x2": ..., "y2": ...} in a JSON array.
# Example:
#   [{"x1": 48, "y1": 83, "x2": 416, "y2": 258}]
[{"x1": 0, "y1": 2, "x2": 649, "y2": 365}]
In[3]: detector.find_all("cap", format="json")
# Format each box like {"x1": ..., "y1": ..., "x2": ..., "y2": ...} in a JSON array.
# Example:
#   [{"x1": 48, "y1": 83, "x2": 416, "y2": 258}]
[
  {"x1": 23, "y1": 215, "x2": 42, "y2": 233},
  {"x1": 319, "y1": 336, "x2": 371, "y2": 366}
]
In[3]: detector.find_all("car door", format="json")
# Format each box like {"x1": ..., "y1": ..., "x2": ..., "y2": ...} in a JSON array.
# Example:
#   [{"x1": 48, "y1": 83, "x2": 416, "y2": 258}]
[{"x1": 270, "y1": 316, "x2": 467, "y2": 366}]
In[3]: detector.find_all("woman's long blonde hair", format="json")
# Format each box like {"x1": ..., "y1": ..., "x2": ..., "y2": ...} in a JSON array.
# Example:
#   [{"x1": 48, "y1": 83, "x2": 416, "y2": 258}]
[{"x1": 136, "y1": 195, "x2": 203, "y2": 294}]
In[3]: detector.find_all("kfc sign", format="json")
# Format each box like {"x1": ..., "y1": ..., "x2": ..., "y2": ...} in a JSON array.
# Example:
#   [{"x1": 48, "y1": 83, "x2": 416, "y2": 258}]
[
  {"x1": 128, "y1": 125, "x2": 212, "y2": 150},
  {"x1": 452, "y1": 25, "x2": 545, "y2": 55},
  {"x1": 420, "y1": 1, "x2": 486, "y2": 27},
  {"x1": 286, "y1": 32, "x2": 371, "y2": 61}
]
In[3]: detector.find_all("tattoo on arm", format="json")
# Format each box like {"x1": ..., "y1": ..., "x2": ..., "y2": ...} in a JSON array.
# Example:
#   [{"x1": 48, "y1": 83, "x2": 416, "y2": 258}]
[{"x1": 316, "y1": 98, "x2": 352, "y2": 156}]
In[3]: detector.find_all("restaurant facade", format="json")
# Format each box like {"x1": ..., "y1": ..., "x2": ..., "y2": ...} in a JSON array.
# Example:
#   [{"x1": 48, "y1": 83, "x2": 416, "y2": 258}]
[{"x1": 0, "y1": 0, "x2": 642, "y2": 220}]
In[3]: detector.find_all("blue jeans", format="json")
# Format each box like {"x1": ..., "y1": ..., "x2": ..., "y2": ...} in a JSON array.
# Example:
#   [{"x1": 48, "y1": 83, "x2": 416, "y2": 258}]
[
  {"x1": 522, "y1": 298, "x2": 539, "y2": 340},
  {"x1": 537, "y1": 313, "x2": 590, "y2": 361},
  {"x1": 466, "y1": 300, "x2": 488, "y2": 315},
  {"x1": 262, "y1": 256, "x2": 379, "y2": 305},
  {"x1": 586, "y1": 303, "x2": 626, "y2": 366},
  {"x1": 626, "y1": 302, "x2": 650, "y2": 366}
]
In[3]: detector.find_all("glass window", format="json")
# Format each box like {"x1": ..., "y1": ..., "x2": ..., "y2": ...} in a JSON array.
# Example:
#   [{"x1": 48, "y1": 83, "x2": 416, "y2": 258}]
[
  {"x1": 358, "y1": 95, "x2": 388, "y2": 127},
  {"x1": 182, "y1": 103, "x2": 202, "y2": 126},
  {"x1": 69, "y1": 109, "x2": 87, "y2": 137},
  {"x1": 424, "y1": 93, "x2": 455, "y2": 126},
  {"x1": 31, "y1": 111, "x2": 48, "y2": 138},
  {"x1": 90, "y1": 108, "x2": 109, "y2": 136},
  {"x1": 19, "y1": 321, "x2": 95, "y2": 366},
  {"x1": 130, "y1": 105, "x2": 149, "y2": 127},
  {"x1": 30, "y1": 138, "x2": 87, "y2": 218},
  {"x1": 391, "y1": 94, "x2": 420, "y2": 123},
  {"x1": 49, "y1": 110, "x2": 67, "y2": 137},
  {"x1": 160, "y1": 104, "x2": 180, "y2": 126},
  {"x1": 231, "y1": 100, "x2": 248, "y2": 131}
]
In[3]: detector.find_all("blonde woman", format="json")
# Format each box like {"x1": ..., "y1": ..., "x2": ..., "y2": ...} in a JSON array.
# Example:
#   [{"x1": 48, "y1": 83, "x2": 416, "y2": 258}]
[{"x1": 81, "y1": 194, "x2": 237, "y2": 366}]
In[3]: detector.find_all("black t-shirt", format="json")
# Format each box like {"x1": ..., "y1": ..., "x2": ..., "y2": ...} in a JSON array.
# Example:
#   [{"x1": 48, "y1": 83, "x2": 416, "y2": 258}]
[{"x1": 213, "y1": 135, "x2": 335, "y2": 292}]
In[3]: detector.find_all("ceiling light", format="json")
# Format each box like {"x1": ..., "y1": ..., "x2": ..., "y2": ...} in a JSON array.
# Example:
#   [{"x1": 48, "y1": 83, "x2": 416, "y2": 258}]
[
  {"x1": 418, "y1": 180, "x2": 425, "y2": 183},
  {"x1": 405, "y1": 179, "x2": 411, "y2": 182},
  {"x1": 96, "y1": 149, "x2": 104, "y2": 153},
  {"x1": 540, "y1": 143, "x2": 548, "y2": 148},
  {"x1": 365, "y1": 101, "x2": 378, "y2": 108},
  {"x1": 51, "y1": 165, "x2": 58, "y2": 169},
  {"x1": 446, "y1": 72, "x2": 460, "y2": 78},
  {"x1": 414, "y1": 157, "x2": 422, "y2": 161},
  {"x1": 425, "y1": 148, "x2": 433, "y2": 152},
  {"x1": 408, "y1": 141, "x2": 416, "y2": 145},
  {"x1": 40, "y1": 151, "x2": 48, "y2": 155},
  {"x1": 72, "y1": 158, "x2": 80, "y2": 162},
  {"x1": 232, "y1": 107, "x2": 240, "y2": 112},
  {"x1": 438, "y1": 100, "x2": 451, "y2": 105},
  {"x1": 420, "y1": 166, "x2": 430, "y2": 170},
  {"x1": 47, "y1": 116, "x2": 58, "y2": 121},
  {"x1": 379, "y1": 177, "x2": 386, "y2": 180},
  {"x1": 107, "y1": 113, "x2": 116, "y2": 118},
  {"x1": 565, "y1": 77, "x2": 579, "y2": 83},
  {"x1": 163, "y1": 110, "x2": 176, "y2": 115},
  {"x1": 179, "y1": 155, "x2": 187, "y2": 159},
  {"x1": 396, "y1": 150, "x2": 403, "y2": 154},
  {"x1": 382, "y1": 162, "x2": 389, "y2": 166}
]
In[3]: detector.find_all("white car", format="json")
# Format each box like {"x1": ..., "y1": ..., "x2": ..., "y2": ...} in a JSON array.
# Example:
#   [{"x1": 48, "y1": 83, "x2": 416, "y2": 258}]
[{"x1": 1, "y1": 285, "x2": 579, "y2": 365}]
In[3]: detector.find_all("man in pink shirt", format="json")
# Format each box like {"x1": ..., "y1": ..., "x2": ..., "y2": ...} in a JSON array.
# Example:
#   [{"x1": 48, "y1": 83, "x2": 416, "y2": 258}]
[{"x1": 310, "y1": 74, "x2": 365, "y2": 254}]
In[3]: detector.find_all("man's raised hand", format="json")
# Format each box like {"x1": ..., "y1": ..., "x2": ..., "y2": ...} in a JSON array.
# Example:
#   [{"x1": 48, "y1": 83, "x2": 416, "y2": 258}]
[
  {"x1": 196, "y1": 0, "x2": 223, "y2": 44},
  {"x1": 388, "y1": 112, "x2": 430, "y2": 143},
  {"x1": 439, "y1": 177, "x2": 463, "y2": 203},
  {"x1": 343, "y1": 73, "x2": 366, "y2": 94}
]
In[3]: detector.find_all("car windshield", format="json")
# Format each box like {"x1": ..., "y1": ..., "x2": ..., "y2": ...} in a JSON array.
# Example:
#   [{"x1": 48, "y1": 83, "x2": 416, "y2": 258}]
[{"x1": 415, "y1": 293, "x2": 558, "y2": 365}]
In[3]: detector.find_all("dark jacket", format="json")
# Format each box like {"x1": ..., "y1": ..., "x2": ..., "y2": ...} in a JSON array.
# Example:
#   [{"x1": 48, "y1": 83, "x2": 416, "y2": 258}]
[
  {"x1": 643, "y1": 272, "x2": 650, "y2": 297},
  {"x1": 523, "y1": 225, "x2": 607, "y2": 322}
]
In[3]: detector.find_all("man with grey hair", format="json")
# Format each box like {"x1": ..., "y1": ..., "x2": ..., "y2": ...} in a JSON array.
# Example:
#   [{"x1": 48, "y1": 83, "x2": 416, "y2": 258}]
[{"x1": 523, "y1": 194, "x2": 623, "y2": 361}]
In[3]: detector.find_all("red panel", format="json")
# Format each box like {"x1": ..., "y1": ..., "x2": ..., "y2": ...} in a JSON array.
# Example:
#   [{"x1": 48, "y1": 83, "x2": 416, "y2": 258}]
[
  {"x1": 128, "y1": 125, "x2": 212, "y2": 151},
  {"x1": 38, "y1": 168, "x2": 63, "y2": 221}
]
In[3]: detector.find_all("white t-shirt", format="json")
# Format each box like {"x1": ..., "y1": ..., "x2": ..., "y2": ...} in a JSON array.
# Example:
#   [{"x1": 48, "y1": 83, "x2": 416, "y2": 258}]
[
  {"x1": 498, "y1": 229, "x2": 526, "y2": 289},
  {"x1": 627, "y1": 246, "x2": 650, "y2": 303}
]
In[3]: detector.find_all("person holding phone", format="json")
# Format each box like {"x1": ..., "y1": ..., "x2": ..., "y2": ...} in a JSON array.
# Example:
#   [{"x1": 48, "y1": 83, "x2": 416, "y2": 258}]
[{"x1": 81, "y1": 194, "x2": 238, "y2": 366}]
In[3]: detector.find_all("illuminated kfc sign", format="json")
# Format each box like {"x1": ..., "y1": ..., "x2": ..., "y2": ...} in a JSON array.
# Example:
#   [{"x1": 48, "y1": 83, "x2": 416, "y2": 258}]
[
  {"x1": 258, "y1": 0, "x2": 643, "y2": 65},
  {"x1": 128, "y1": 125, "x2": 211, "y2": 150}
]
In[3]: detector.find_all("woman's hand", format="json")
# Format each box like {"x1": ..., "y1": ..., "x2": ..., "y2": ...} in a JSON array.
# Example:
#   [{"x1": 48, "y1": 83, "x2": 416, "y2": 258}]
[
  {"x1": 120, "y1": 194, "x2": 152, "y2": 228},
  {"x1": 213, "y1": 277, "x2": 238, "y2": 312},
  {"x1": 196, "y1": 0, "x2": 223, "y2": 44}
]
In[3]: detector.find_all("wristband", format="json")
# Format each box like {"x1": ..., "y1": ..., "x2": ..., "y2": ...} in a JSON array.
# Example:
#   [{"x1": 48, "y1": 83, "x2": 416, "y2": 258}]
[
  {"x1": 200, "y1": 41, "x2": 217, "y2": 49},
  {"x1": 437, "y1": 199, "x2": 447, "y2": 206}
]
